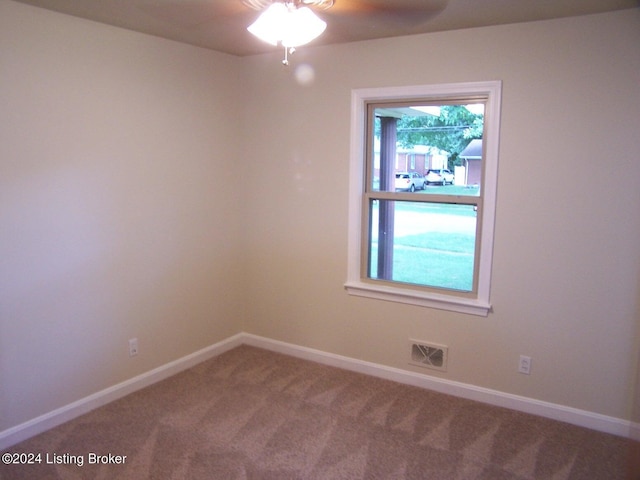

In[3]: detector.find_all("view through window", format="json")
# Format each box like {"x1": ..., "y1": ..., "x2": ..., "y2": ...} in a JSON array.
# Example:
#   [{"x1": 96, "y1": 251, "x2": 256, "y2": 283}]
[{"x1": 366, "y1": 102, "x2": 484, "y2": 293}]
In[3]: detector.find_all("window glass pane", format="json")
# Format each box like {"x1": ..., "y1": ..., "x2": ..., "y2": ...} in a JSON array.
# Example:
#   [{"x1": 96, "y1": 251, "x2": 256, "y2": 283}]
[
  {"x1": 368, "y1": 200, "x2": 477, "y2": 292},
  {"x1": 369, "y1": 103, "x2": 483, "y2": 197}
]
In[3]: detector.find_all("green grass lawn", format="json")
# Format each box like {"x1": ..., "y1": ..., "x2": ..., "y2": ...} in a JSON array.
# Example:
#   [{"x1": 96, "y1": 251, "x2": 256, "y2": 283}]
[
  {"x1": 369, "y1": 198, "x2": 477, "y2": 291},
  {"x1": 420, "y1": 184, "x2": 480, "y2": 197}
]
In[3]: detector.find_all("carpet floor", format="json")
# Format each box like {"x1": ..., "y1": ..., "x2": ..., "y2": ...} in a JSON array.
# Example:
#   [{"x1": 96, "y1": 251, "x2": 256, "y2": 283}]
[{"x1": 1, "y1": 345, "x2": 632, "y2": 479}]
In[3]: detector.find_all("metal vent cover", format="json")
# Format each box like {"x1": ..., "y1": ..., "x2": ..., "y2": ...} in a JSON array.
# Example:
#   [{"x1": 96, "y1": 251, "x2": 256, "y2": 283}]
[{"x1": 409, "y1": 340, "x2": 448, "y2": 372}]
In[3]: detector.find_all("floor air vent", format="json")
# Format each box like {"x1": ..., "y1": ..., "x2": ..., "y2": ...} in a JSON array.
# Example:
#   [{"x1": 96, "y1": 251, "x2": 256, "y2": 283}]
[{"x1": 409, "y1": 340, "x2": 448, "y2": 372}]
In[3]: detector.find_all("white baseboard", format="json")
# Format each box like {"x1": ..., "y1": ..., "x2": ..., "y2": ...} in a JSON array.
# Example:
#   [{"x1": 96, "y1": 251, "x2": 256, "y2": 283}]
[
  {"x1": 1, "y1": 331, "x2": 632, "y2": 450},
  {"x1": 241, "y1": 333, "x2": 633, "y2": 439},
  {"x1": 0, "y1": 333, "x2": 244, "y2": 451}
]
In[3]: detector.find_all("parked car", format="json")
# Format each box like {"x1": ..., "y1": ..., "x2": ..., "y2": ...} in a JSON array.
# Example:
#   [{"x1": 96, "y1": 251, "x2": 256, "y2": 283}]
[
  {"x1": 395, "y1": 172, "x2": 426, "y2": 192},
  {"x1": 425, "y1": 169, "x2": 454, "y2": 185}
]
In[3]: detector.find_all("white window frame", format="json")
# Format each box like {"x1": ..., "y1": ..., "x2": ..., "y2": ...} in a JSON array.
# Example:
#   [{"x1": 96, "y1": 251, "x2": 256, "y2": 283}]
[{"x1": 345, "y1": 81, "x2": 502, "y2": 316}]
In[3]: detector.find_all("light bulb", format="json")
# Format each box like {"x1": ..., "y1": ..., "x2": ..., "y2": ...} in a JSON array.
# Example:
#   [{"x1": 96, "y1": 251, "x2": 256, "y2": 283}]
[{"x1": 247, "y1": 3, "x2": 326, "y2": 48}]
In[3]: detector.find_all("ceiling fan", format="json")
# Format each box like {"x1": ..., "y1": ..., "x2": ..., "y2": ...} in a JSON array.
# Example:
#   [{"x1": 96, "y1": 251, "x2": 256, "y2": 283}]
[
  {"x1": 243, "y1": 0, "x2": 447, "y2": 63},
  {"x1": 242, "y1": 1, "x2": 334, "y2": 64},
  {"x1": 240, "y1": 0, "x2": 448, "y2": 32},
  {"x1": 135, "y1": 0, "x2": 447, "y2": 59}
]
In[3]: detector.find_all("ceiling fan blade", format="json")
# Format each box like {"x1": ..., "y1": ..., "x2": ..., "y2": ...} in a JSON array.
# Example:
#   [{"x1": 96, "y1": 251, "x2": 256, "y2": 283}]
[
  {"x1": 329, "y1": 0, "x2": 446, "y2": 24},
  {"x1": 319, "y1": 0, "x2": 447, "y2": 42}
]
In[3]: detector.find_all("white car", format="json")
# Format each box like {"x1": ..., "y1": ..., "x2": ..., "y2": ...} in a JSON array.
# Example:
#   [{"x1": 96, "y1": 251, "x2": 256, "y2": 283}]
[
  {"x1": 395, "y1": 172, "x2": 426, "y2": 192},
  {"x1": 425, "y1": 169, "x2": 454, "y2": 185}
]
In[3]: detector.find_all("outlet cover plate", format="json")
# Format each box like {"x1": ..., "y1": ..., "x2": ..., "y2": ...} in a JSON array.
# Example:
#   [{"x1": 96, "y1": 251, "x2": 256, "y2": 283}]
[
  {"x1": 129, "y1": 338, "x2": 139, "y2": 357},
  {"x1": 519, "y1": 355, "x2": 531, "y2": 375}
]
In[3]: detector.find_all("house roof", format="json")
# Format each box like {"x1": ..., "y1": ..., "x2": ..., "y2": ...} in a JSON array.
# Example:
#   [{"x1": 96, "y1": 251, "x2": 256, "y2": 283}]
[{"x1": 459, "y1": 139, "x2": 482, "y2": 159}]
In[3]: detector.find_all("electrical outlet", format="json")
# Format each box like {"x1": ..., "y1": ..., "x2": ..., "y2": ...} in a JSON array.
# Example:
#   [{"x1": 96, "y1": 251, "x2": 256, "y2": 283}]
[
  {"x1": 518, "y1": 355, "x2": 531, "y2": 375},
  {"x1": 129, "y1": 338, "x2": 138, "y2": 357}
]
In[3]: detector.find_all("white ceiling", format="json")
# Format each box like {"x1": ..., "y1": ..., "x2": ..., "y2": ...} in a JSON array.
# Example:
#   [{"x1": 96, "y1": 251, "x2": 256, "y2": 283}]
[{"x1": 12, "y1": 0, "x2": 639, "y2": 57}]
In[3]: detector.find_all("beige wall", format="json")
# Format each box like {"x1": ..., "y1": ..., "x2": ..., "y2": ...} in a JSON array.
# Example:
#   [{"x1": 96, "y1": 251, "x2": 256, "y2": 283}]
[
  {"x1": 0, "y1": 0, "x2": 244, "y2": 431},
  {"x1": 1, "y1": 0, "x2": 639, "y2": 435},
  {"x1": 240, "y1": 10, "x2": 640, "y2": 420}
]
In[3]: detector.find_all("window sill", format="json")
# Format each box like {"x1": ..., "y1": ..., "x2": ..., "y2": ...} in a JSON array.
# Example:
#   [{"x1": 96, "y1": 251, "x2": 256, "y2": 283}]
[{"x1": 344, "y1": 281, "x2": 491, "y2": 317}]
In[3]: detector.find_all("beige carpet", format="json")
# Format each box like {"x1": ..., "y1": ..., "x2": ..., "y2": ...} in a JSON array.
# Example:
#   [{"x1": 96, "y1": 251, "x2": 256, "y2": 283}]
[{"x1": 1, "y1": 345, "x2": 632, "y2": 479}]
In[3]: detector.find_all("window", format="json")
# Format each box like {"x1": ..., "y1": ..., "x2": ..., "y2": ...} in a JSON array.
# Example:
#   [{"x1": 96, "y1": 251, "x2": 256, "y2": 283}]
[{"x1": 345, "y1": 82, "x2": 501, "y2": 316}]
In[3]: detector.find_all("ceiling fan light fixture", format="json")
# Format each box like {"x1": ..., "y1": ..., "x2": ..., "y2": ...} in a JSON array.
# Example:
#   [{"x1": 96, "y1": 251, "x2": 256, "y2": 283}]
[
  {"x1": 247, "y1": 2, "x2": 327, "y2": 48},
  {"x1": 283, "y1": 6, "x2": 326, "y2": 47},
  {"x1": 247, "y1": 2, "x2": 286, "y2": 46}
]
